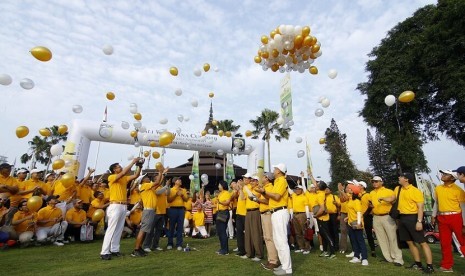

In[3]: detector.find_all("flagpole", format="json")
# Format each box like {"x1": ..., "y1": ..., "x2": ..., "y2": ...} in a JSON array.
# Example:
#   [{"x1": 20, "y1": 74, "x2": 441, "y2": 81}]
[{"x1": 93, "y1": 106, "x2": 107, "y2": 181}]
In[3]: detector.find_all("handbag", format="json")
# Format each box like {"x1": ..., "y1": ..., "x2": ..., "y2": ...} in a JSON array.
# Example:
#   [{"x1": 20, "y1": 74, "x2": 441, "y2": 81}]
[
  {"x1": 80, "y1": 224, "x2": 94, "y2": 241},
  {"x1": 216, "y1": 211, "x2": 228, "y2": 223},
  {"x1": 304, "y1": 227, "x2": 314, "y2": 241},
  {"x1": 389, "y1": 186, "x2": 402, "y2": 220}
]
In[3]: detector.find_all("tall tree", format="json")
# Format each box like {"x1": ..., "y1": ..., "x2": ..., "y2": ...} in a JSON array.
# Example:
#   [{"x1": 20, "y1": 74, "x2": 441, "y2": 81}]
[
  {"x1": 250, "y1": 108, "x2": 290, "y2": 171},
  {"x1": 217, "y1": 119, "x2": 241, "y2": 134},
  {"x1": 366, "y1": 129, "x2": 397, "y2": 187}
]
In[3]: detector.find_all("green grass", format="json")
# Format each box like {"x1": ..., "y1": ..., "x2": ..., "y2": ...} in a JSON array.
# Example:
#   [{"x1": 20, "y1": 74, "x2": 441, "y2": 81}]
[{"x1": 0, "y1": 236, "x2": 464, "y2": 275}]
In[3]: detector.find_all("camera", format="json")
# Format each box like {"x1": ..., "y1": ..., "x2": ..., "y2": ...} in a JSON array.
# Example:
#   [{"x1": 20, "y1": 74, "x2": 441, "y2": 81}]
[{"x1": 136, "y1": 158, "x2": 145, "y2": 167}]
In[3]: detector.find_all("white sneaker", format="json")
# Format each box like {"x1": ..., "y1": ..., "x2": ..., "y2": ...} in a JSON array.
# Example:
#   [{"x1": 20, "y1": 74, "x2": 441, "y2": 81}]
[
  {"x1": 233, "y1": 248, "x2": 239, "y2": 252},
  {"x1": 241, "y1": 255, "x2": 249, "y2": 259},
  {"x1": 177, "y1": 246, "x2": 183, "y2": 251},
  {"x1": 345, "y1": 252, "x2": 354, "y2": 258},
  {"x1": 319, "y1": 245, "x2": 324, "y2": 251},
  {"x1": 251, "y1": 257, "x2": 261, "y2": 262},
  {"x1": 143, "y1": 248, "x2": 152, "y2": 253},
  {"x1": 167, "y1": 245, "x2": 173, "y2": 250},
  {"x1": 349, "y1": 257, "x2": 361, "y2": 263},
  {"x1": 155, "y1": 247, "x2": 163, "y2": 251},
  {"x1": 302, "y1": 250, "x2": 310, "y2": 255},
  {"x1": 361, "y1": 259, "x2": 369, "y2": 266},
  {"x1": 294, "y1": 249, "x2": 303, "y2": 253},
  {"x1": 53, "y1": 241, "x2": 64, "y2": 246}
]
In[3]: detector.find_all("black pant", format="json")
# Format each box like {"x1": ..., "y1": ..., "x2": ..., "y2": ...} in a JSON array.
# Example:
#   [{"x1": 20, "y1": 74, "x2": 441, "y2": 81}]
[
  {"x1": 363, "y1": 214, "x2": 376, "y2": 252},
  {"x1": 144, "y1": 214, "x2": 165, "y2": 249},
  {"x1": 217, "y1": 211, "x2": 230, "y2": 254},
  {"x1": 328, "y1": 213, "x2": 340, "y2": 251},
  {"x1": 65, "y1": 226, "x2": 81, "y2": 241},
  {"x1": 318, "y1": 219, "x2": 335, "y2": 255},
  {"x1": 236, "y1": 214, "x2": 246, "y2": 255}
]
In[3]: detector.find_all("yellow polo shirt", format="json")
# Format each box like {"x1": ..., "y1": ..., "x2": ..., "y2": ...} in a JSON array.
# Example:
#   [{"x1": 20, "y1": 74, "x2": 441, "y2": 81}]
[
  {"x1": 168, "y1": 187, "x2": 187, "y2": 207},
  {"x1": 129, "y1": 209, "x2": 142, "y2": 225},
  {"x1": 108, "y1": 175, "x2": 129, "y2": 202},
  {"x1": 359, "y1": 192, "x2": 371, "y2": 214},
  {"x1": 394, "y1": 185, "x2": 424, "y2": 214},
  {"x1": 37, "y1": 205, "x2": 63, "y2": 227},
  {"x1": 435, "y1": 183, "x2": 465, "y2": 213},
  {"x1": 269, "y1": 175, "x2": 288, "y2": 209},
  {"x1": 185, "y1": 198, "x2": 193, "y2": 211},
  {"x1": 87, "y1": 198, "x2": 105, "y2": 218},
  {"x1": 0, "y1": 175, "x2": 20, "y2": 207},
  {"x1": 347, "y1": 198, "x2": 363, "y2": 228},
  {"x1": 259, "y1": 183, "x2": 273, "y2": 213},
  {"x1": 78, "y1": 185, "x2": 93, "y2": 204},
  {"x1": 155, "y1": 186, "x2": 168, "y2": 215},
  {"x1": 236, "y1": 196, "x2": 246, "y2": 216},
  {"x1": 217, "y1": 190, "x2": 231, "y2": 211},
  {"x1": 245, "y1": 184, "x2": 260, "y2": 210},
  {"x1": 66, "y1": 208, "x2": 87, "y2": 226},
  {"x1": 370, "y1": 187, "x2": 394, "y2": 215},
  {"x1": 193, "y1": 211, "x2": 205, "y2": 227},
  {"x1": 140, "y1": 183, "x2": 157, "y2": 209},
  {"x1": 53, "y1": 180, "x2": 77, "y2": 201},
  {"x1": 326, "y1": 194, "x2": 340, "y2": 214},
  {"x1": 13, "y1": 210, "x2": 37, "y2": 233},
  {"x1": 316, "y1": 190, "x2": 329, "y2": 221},
  {"x1": 305, "y1": 191, "x2": 318, "y2": 210},
  {"x1": 129, "y1": 189, "x2": 140, "y2": 205},
  {"x1": 291, "y1": 193, "x2": 309, "y2": 213},
  {"x1": 340, "y1": 198, "x2": 350, "y2": 213}
]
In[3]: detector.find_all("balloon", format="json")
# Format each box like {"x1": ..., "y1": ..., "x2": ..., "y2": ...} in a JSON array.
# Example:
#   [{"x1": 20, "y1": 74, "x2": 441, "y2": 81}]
[
  {"x1": 27, "y1": 196, "x2": 43, "y2": 212},
  {"x1": 398, "y1": 91, "x2": 415, "y2": 103},
  {"x1": 72, "y1": 105, "x2": 83, "y2": 113},
  {"x1": 214, "y1": 67, "x2": 219, "y2": 72},
  {"x1": 208, "y1": 128, "x2": 214, "y2": 134},
  {"x1": 254, "y1": 56, "x2": 262, "y2": 64},
  {"x1": 217, "y1": 149, "x2": 224, "y2": 156},
  {"x1": 184, "y1": 116, "x2": 190, "y2": 122},
  {"x1": 15, "y1": 126, "x2": 29, "y2": 138},
  {"x1": 218, "y1": 130, "x2": 224, "y2": 137},
  {"x1": 193, "y1": 68, "x2": 202, "y2": 77},
  {"x1": 0, "y1": 74, "x2": 12, "y2": 85},
  {"x1": 175, "y1": 88, "x2": 182, "y2": 96},
  {"x1": 384, "y1": 95, "x2": 396, "y2": 107},
  {"x1": 159, "y1": 118, "x2": 168, "y2": 124},
  {"x1": 201, "y1": 174, "x2": 208, "y2": 184},
  {"x1": 127, "y1": 154, "x2": 135, "y2": 161},
  {"x1": 328, "y1": 69, "x2": 338, "y2": 79},
  {"x1": 152, "y1": 151, "x2": 160, "y2": 159},
  {"x1": 130, "y1": 130, "x2": 137, "y2": 138},
  {"x1": 225, "y1": 131, "x2": 232, "y2": 137},
  {"x1": 177, "y1": 114, "x2": 184, "y2": 122},
  {"x1": 106, "y1": 92, "x2": 115, "y2": 100},
  {"x1": 121, "y1": 121, "x2": 130, "y2": 129},
  {"x1": 212, "y1": 120, "x2": 218, "y2": 126},
  {"x1": 318, "y1": 96, "x2": 326, "y2": 103},
  {"x1": 191, "y1": 99, "x2": 198, "y2": 107},
  {"x1": 143, "y1": 151, "x2": 150, "y2": 157},
  {"x1": 134, "y1": 113, "x2": 142, "y2": 120},
  {"x1": 245, "y1": 130, "x2": 252, "y2": 137},
  {"x1": 149, "y1": 141, "x2": 156, "y2": 147},
  {"x1": 39, "y1": 128, "x2": 51, "y2": 137},
  {"x1": 215, "y1": 163, "x2": 221, "y2": 169},
  {"x1": 261, "y1": 35, "x2": 269, "y2": 44},
  {"x1": 134, "y1": 142, "x2": 140, "y2": 148},
  {"x1": 321, "y1": 98, "x2": 331, "y2": 108},
  {"x1": 176, "y1": 127, "x2": 182, "y2": 134},
  {"x1": 129, "y1": 103, "x2": 138, "y2": 114},
  {"x1": 133, "y1": 121, "x2": 142, "y2": 129},
  {"x1": 245, "y1": 145, "x2": 252, "y2": 151},
  {"x1": 295, "y1": 137, "x2": 303, "y2": 143},
  {"x1": 277, "y1": 117, "x2": 284, "y2": 125},
  {"x1": 309, "y1": 66, "x2": 318, "y2": 75},
  {"x1": 209, "y1": 92, "x2": 214, "y2": 98},
  {"x1": 92, "y1": 209, "x2": 105, "y2": 222},
  {"x1": 203, "y1": 63, "x2": 210, "y2": 72},
  {"x1": 297, "y1": 150, "x2": 305, "y2": 158},
  {"x1": 234, "y1": 139, "x2": 244, "y2": 148},
  {"x1": 30, "y1": 46, "x2": 52, "y2": 62},
  {"x1": 50, "y1": 144, "x2": 63, "y2": 156},
  {"x1": 155, "y1": 162, "x2": 163, "y2": 170},
  {"x1": 169, "y1": 67, "x2": 178, "y2": 76},
  {"x1": 20, "y1": 78, "x2": 34, "y2": 89},
  {"x1": 159, "y1": 131, "x2": 175, "y2": 146},
  {"x1": 201, "y1": 130, "x2": 207, "y2": 136},
  {"x1": 232, "y1": 147, "x2": 239, "y2": 154},
  {"x1": 61, "y1": 173, "x2": 75, "y2": 188},
  {"x1": 319, "y1": 138, "x2": 326, "y2": 144},
  {"x1": 315, "y1": 108, "x2": 324, "y2": 117},
  {"x1": 102, "y1": 45, "x2": 114, "y2": 55},
  {"x1": 57, "y1": 125, "x2": 68, "y2": 135},
  {"x1": 52, "y1": 159, "x2": 65, "y2": 170},
  {"x1": 189, "y1": 175, "x2": 195, "y2": 180}
]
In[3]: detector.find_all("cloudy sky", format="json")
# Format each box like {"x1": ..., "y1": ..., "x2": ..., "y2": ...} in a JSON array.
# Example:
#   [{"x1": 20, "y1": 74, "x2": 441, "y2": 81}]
[{"x1": 0, "y1": 0, "x2": 460, "y2": 183}]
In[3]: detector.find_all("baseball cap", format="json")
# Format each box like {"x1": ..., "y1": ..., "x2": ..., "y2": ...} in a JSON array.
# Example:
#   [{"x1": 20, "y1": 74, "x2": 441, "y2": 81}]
[
  {"x1": 136, "y1": 173, "x2": 148, "y2": 185},
  {"x1": 347, "y1": 183, "x2": 361, "y2": 195},
  {"x1": 439, "y1": 169, "x2": 458, "y2": 179},
  {"x1": 264, "y1": 172, "x2": 274, "y2": 181},
  {"x1": 0, "y1": 163, "x2": 12, "y2": 169},
  {"x1": 294, "y1": 185, "x2": 304, "y2": 190},
  {"x1": 272, "y1": 163, "x2": 287, "y2": 174},
  {"x1": 372, "y1": 176, "x2": 383, "y2": 182},
  {"x1": 17, "y1": 168, "x2": 29, "y2": 174},
  {"x1": 453, "y1": 166, "x2": 465, "y2": 175},
  {"x1": 30, "y1": 169, "x2": 43, "y2": 174},
  {"x1": 242, "y1": 173, "x2": 252, "y2": 178},
  {"x1": 251, "y1": 175, "x2": 260, "y2": 181},
  {"x1": 358, "y1": 181, "x2": 367, "y2": 189},
  {"x1": 399, "y1": 172, "x2": 415, "y2": 184}
]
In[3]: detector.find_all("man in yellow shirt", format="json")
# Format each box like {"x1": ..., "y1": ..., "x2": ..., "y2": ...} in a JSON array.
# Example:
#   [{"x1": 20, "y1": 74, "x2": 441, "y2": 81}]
[
  {"x1": 370, "y1": 176, "x2": 403, "y2": 266},
  {"x1": 100, "y1": 157, "x2": 143, "y2": 260},
  {"x1": 357, "y1": 180, "x2": 376, "y2": 257},
  {"x1": 216, "y1": 180, "x2": 232, "y2": 255},
  {"x1": 325, "y1": 186, "x2": 340, "y2": 252},
  {"x1": 235, "y1": 178, "x2": 247, "y2": 257},
  {"x1": 0, "y1": 163, "x2": 20, "y2": 225},
  {"x1": 242, "y1": 175, "x2": 264, "y2": 261},
  {"x1": 315, "y1": 181, "x2": 336, "y2": 259},
  {"x1": 431, "y1": 170, "x2": 465, "y2": 272},
  {"x1": 36, "y1": 195, "x2": 69, "y2": 246},
  {"x1": 12, "y1": 200, "x2": 36, "y2": 247},
  {"x1": 65, "y1": 199, "x2": 88, "y2": 242},
  {"x1": 167, "y1": 176, "x2": 188, "y2": 250},
  {"x1": 22, "y1": 169, "x2": 48, "y2": 199}
]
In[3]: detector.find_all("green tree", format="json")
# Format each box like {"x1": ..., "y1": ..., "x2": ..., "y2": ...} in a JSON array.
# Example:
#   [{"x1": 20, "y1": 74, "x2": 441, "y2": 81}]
[
  {"x1": 366, "y1": 129, "x2": 398, "y2": 187},
  {"x1": 249, "y1": 108, "x2": 290, "y2": 171},
  {"x1": 20, "y1": 125, "x2": 68, "y2": 168},
  {"x1": 217, "y1": 119, "x2": 241, "y2": 136}
]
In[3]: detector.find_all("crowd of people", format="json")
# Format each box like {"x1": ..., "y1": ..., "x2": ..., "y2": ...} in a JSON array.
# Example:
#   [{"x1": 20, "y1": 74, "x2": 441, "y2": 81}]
[{"x1": 1, "y1": 159, "x2": 465, "y2": 275}]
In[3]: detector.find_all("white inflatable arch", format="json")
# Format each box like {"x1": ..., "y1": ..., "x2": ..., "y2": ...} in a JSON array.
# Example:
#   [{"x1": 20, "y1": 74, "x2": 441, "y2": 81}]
[{"x1": 63, "y1": 119, "x2": 265, "y2": 179}]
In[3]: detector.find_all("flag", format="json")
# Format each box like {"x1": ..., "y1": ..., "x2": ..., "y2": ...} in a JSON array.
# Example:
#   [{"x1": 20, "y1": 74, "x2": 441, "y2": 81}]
[
  {"x1": 190, "y1": 151, "x2": 200, "y2": 194},
  {"x1": 416, "y1": 174, "x2": 433, "y2": 212},
  {"x1": 103, "y1": 106, "x2": 108, "y2": 122},
  {"x1": 225, "y1": 154, "x2": 235, "y2": 186},
  {"x1": 280, "y1": 73, "x2": 293, "y2": 124},
  {"x1": 305, "y1": 138, "x2": 313, "y2": 178}
]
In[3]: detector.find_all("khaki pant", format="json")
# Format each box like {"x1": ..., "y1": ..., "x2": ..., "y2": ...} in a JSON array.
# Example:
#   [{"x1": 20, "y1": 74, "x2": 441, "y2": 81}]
[
  {"x1": 373, "y1": 215, "x2": 403, "y2": 264},
  {"x1": 261, "y1": 212, "x2": 278, "y2": 264},
  {"x1": 339, "y1": 213, "x2": 348, "y2": 252},
  {"x1": 292, "y1": 213, "x2": 310, "y2": 250},
  {"x1": 245, "y1": 209, "x2": 263, "y2": 258}
]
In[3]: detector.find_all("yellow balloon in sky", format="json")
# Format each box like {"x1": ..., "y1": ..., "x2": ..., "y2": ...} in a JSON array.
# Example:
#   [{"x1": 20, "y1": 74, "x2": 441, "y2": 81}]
[
  {"x1": 319, "y1": 138, "x2": 326, "y2": 145},
  {"x1": 143, "y1": 151, "x2": 150, "y2": 157},
  {"x1": 225, "y1": 131, "x2": 232, "y2": 138},
  {"x1": 155, "y1": 162, "x2": 164, "y2": 170},
  {"x1": 149, "y1": 141, "x2": 156, "y2": 147},
  {"x1": 130, "y1": 130, "x2": 137, "y2": 138},
  {"x1": 169, "y1": 67, "x2": 178, "y2": 76},
  {"x1": 52, "y1": 159, "x2": 65, "y2": 170},
  {"x1": 39, "y1": 128, "x2": 51, "y2": 137},
  {"x1": 212, "y1": 120, "x2": 218, "y2": 126},
  {"x1": 203, "y1": 63, "x2": 210, "y2": 72},
  {"x1": 218, "y1": 130, "x2": 224, "y2": 137},
  {"x1": 30, "y1": 46, "x2": 52, "y2": 62},
  {"x1": 302, "y1": 26, "x2": 311, "y2": 37},
  {"x1": 309, "y1": 66, "x2": 318, "y2": 75},
  {"x1": 201, "y1": 130, "x2": 207, "y2": 136},
  {"x1": 152, "y1": 151, "x2": 160, "y2": 159},
  {"x1": 261, "y1": 35, "x2": 269, "y2": 44},
  {"x1": 159, "y1": 131, "x2": 175, "y2": 147},
  {"x1": 106, "y1": 92, "x2": 115, "y2": 100},
  {"x1": 398, "y1": 91, "x2": 415, "y2": 103},
  {"x1": 16, "y1": 126, "x2": 29, "y2": 138},
  {"x1": 209, "y1": 92, "x2": 214, "y2": 98},
  {"x1": 254, "y1": 56, "x2": 262, "y2": 64},
  {"x1": 245, "y1": 130, "x2": 252, "y2": 137},
  {"x1": 134, "y1": 113, "x2": 142, "y2": 121},
  {"x1": 57, "y1": 125, "x2": 68, "y2": 135}
]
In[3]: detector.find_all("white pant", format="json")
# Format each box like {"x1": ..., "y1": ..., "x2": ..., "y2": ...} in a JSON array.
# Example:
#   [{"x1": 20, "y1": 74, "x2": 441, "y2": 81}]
[
  {"x1": 184, "y1": 218, "x2": 190, "y2": 234},
  {"x1": 100, "y1": 204, "x2": 127, "y2": 255},
  {"x1": 271, "y1": 209, "x2": 292, "y2": 273},
  {"x1": 192, "y1": 225, "x2": 208, "y2": 237},
  {"x1": 36, "y1": 222, "x2": 68, "y2": 242},
  {"x1": 19, "y1": 231, "x2": 34, "y2": 243},
  {"x1": 227, "y1": 210, "x2": 234, "y2": 238}
]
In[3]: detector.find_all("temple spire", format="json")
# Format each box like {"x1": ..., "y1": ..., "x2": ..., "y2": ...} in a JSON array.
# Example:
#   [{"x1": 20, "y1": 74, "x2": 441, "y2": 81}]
[{"x1": 204, "y1": 100, "x2": 217, "y2": 134}]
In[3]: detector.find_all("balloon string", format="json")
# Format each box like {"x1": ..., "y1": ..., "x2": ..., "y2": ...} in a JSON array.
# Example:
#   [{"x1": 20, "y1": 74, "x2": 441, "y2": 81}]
[{"x1": 395, "y1": 100, "x2": 401, "y2": 133}]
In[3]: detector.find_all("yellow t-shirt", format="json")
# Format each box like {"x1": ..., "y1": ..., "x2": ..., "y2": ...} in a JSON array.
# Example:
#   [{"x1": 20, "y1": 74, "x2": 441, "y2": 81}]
[
  {"x1": 370, "y1": 187, "x2": 394, "y2": 215},
  {"x1": 236, "y1": 196, "x2": 246, "y2": 216},
  {"x1": 168, "y1": 187, "x2": 187, "y2": 207},
  {"x1": 129, "y1": 189, "x2": 141, "y2": 205},
  {"x1": 316, "y1": 190, "x2": 329, "y2": 221},
  {"x1": 185, "y1": 198, "x2": 193, "y2": 211},
  {"x1": 140, "y1": 183, "x2": 157, "y2": 209},
  {"x1": 340, "y1": 198, "x2": 350, "y2": 213},
  {"x1": 269, "y1": 175, "x2": 288, "y2": 209},
  {"x1": 305, "y1": 191, "x2": 318, "y2": 210},
  {"x1": 87, "y1": 198, "x2": 105, "y2": 218},
  {"x1": 244, "y1": 184, "x2": 260, "y2": 210},
  {"x1": 435, "y1": 183, "x2": 465, "y2": 213},
  {"x1": 217, "y1": 190, "x2": 231, "y2": 211},
  {"x1": 394, "y1": 185, "x2": 424, "y2": 214},
  {"x1": 13, "y1": 210, "x2": 37, "y2": 233},
  {"x1": 155, "y1": 186, "x2": 168, "y2": 215},
  {"x1": 193, "y1": 211, "x2": 205, "y2": 227},
  {"x1": 78, "y1": 185, "x2": 93, "y2": 204},
  {"x1": 66, "y1": 208, "x2": 87, "y2": 226},
  {"x1": 53, "y1": 180, "x2": 77, "y2": 201},
  {"x1": 130, "y1": 209, "x2": 142, "y2": 225},
  {"x1": 22, "y1": 179, "x2": 48, "y2": 199},
  {"x1": 259, "y1": 183, "x2": 273, "y2": 213},
  {"x1": 359, "y1": 192, "x2": 371, "y2": 214},
  {"x1": 108, "y1": 175, "x2": 129, "y2": 202},
  {"x1": 37, "y1": 205, "x2": 63, "y2": 227},
  {"x1": 0, "y1": 175, "x2": 20, "y2": 207},
  {"x1": 325, "y1": 194, "x2": 340, "y2": 214},
  {"x1": 291, "y1": 193, "x2": 309, "y2": 213},
  {"x1": 347, "y1": 198, "x2": 363, "y2": 228}
]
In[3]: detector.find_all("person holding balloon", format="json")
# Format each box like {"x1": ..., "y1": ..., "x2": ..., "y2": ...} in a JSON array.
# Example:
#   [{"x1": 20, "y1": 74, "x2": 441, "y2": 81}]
[
  {"x1": 65, "y1": 199, "x2": 88, "y2": 242},
  {"x1": 21, "y1": 169, "x2": 48, "y2": 199},
  {"x1": 36, "y1": 195, "x2": 68, "y2": 246},
  {"x1": 12, "y1": 199, "x2": 37, "y2": 247}
]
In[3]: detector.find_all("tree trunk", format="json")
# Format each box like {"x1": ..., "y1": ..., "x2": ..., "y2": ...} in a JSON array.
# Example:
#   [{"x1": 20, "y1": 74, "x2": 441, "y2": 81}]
[{"x1": 266, "y1": 138, "x2": 271, "y2": 172}]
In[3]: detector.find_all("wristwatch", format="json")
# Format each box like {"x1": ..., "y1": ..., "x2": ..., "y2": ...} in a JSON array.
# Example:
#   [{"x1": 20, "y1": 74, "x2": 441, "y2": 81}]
[{"x1": 417, "y1": 220, "x2": 422, "y2": 223}]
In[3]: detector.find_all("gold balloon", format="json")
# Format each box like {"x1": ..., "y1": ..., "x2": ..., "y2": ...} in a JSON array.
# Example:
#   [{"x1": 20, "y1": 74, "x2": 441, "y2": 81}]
[
  {"x1": 27, "y1": 196, "x2": 43, "y2": 212},
  {"x1": 212, "y1": 120, "x2": 218, "y2": 126},
  {"x1": 155, "y1": 162, "x2": 164, "y2": 170},
  {"x1": 398, "y1": 91, "x2": 415, "y2": 103},
  {"x1": 30, "y1": 46, "x2": 52, "y2": 62},
  {"x1": 271, "y1": 64, "x2": 279, "y2": 72},
  {"x1": 303, "y1": 36, "x2": 312, "y2": 47},
  {"x1": 52, "y1": 159, "x2": 65, "y2": 170},
  {"x1": 294, "y1": 35, "x2": 303, "y2": 49},
  {"x1": 152, "y1": 151, "x2": 160, "y2": 159},
  {"x1": 92, "y1": 209, "x2": 105, "y2": 222},
  {"x1": 39, "y1": 128, "x2": 51, "y2": 137},
  {"x1": 310, "y1": 36, "x2": 317, "y2": 46},
  {"x1": 203, "y1": 63, "x2": 210, "y2": 72},
  {"x1": 169, "y1": 67, "x2": 178, "y2": 76},
  {"x1": 270, "y1": 30, "x2": 276, "y2": 39},
  {"x1": 143, "y1": 151, "x2": 150, "y2": 157},
  {"x1": 134, "y1": 113, "x2": 142, "y2": 120},
  {"x1": 149, "y1": 141, "x2": 156, "y2": 147},
  {"x1": 245, "y1": 130, "x2": 252, "y2": 137},
  {"x1": 57, "y1": 125, "x2": 68, "y2": 135},
  {"x1": 225, "y1": 131, "x2": 232, "y2": 138},
  {"x1": 311, "y1": 44, "x2": 320, "y2": 53},
  {"x1": 201, "y1": 130, "x2": 207, "y2": 136},
  {"x1": 261, "y1": 35, "x2": 269, "y2": 44},
  {"x1": 309, "y1": 66, "x2": 318, "y2": 75},
  {"x1": 319, "y1": 138, "x2": 326, "y2": 145},
  {"x1": 106, "y1": 92, "x2": 115, "y2": 100},
  {"x1": 254, "y1": 56, "x2": 262, "y2": 64},
  {"x1": 302, "y1": 26, "x2": 311, "y2": 37},
  {"x1": 261, "y1": 51, "x2": 269, "y2": 59},
  {"x1": 209, "y1": 92, "x2": 214, "y2": 98},
  {"x1": 218, "y1": 130, "x2": 224, "y2": 137},
  {"x1": 159, "y1": 131, "x2": 175, "y2": 147},
  {"x1": 16, "y1": 126, "x2": 29, "y2": 138},
  {"x1": 61, "y1": 173, "x2": 75, "y2": 188},
  {"x1": 130, "y1": 130, "x2": 138, "y2": 138},
  {"x1": 271, "y1": 49, "x2": 279, "y2": 58}
]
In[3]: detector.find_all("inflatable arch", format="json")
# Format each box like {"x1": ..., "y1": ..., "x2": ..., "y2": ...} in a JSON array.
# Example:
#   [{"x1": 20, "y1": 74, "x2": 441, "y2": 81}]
[{"x1": 63, "y1": 119, "x2": 265, "y2": 179}]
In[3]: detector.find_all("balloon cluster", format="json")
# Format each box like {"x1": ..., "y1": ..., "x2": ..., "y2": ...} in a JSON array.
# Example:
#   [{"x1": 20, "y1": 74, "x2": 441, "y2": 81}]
[
  {"x1": 314, "y1": 96, "x2": 331, "y2": 117},
  {"x1": 384, "y1": 91, "x2": 415, "y2": 107},
  {"x1": 169, "y1": 63, "x2": 215, "y2": 77},
  {"x1": 255, "y1": 25, "x2": 322, "y2": 73}
]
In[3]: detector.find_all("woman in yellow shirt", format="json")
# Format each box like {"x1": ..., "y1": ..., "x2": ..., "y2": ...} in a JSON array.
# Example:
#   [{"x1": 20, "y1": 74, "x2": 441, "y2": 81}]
[
  {"x1": 216, "y1": 180, "x2": 231, "y2": 255},
  {"x1": 346, "y1": 183, "x2": 368, "y2": 266}
]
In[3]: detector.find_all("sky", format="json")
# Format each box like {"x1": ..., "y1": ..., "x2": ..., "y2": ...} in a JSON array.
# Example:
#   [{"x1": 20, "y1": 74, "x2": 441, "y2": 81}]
[{"x1": 0, "y1": 0, "x2": 462, "y2": 183}]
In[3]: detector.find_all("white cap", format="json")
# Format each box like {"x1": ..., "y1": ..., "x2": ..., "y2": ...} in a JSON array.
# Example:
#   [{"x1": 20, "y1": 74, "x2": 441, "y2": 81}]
[
  {"x1": 251, "y1": 175, "x2": 260, "y2": 180},
  {"x1": 372, "y1": 176, "x2": 383, "y2": 182},
  {"x1": 17, "y1": 168, "x2": 28, "y2": 174},
  {"x1": 294, "y1": 185, "x2": 304, "y2": 190},
  {"x1": 272, "y1": 163, "x2": 287, "y2": 174},
  {"x1": 30, "y1": 169, "x2": 43, "y2": 174},
  {"x1": 358, "y1": 181, "x2": 367, "y2": 189},
  {"x1": 45, "y1": 173, "x2": 54, "y2": 179},
  {"x1": 136, "y1": 173, "x2": 148, "y2": 185},
  {"x1": 242, "y1": 173, "x2": 252, "y2": 178},
  {"x1": 309, "y1": 184, "x2": 316, "y2": 189},
  {"x1": 439, "y1": 169, "x2": 458, "y2": 179}
]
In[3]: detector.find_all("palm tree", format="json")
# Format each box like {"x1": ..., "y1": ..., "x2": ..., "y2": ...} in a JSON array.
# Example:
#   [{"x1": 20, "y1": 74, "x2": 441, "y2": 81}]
[
  {"x1": 249, "y1": 108, "x2": 291, "y2": 171},
  {"x1": 20, "y1": 125, "x2": 68, "y2": 169},
  {"x1": 217, "y1": 119, "x2": 240, "y2": 134}
]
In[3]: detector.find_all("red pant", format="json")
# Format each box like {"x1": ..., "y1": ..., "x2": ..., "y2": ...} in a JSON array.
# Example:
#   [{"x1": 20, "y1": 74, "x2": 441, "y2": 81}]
[{"x1": 438, "y1": 213, "x2": 465, "y2": 269}]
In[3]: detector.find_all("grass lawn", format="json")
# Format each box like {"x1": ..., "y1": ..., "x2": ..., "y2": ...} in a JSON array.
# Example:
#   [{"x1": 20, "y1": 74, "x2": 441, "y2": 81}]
[{"x1": 1, "y1": 236, "x2": 464, "y2": 276}]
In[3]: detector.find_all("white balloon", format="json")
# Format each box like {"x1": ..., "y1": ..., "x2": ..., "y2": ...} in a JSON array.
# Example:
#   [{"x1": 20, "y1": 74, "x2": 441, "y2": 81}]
[
  {"x1": 129, "y1": 103, "x2": 138, "y2": 114},
  {"x1": 385, "y1": 95, "x2": 396, "y2": 107},
  {"x1": 139, "y1": 126, "x2": 147, "y2": 133},
  {"x1": 177, "y1": 114, "x2": 184, "y2": 123},
  {"x1": 121, "y1": 121, "x2": 130, "y2": 129},
  {"x1": 201, "y1": 173, "x2": 208, "y2": 182},
  {"x1": 20, "y1": 78, "x2": 34, "y2": 90},
  {"x1": 159, "y1": 118, "x2": 168, "y2": 124},
  {"x1": 0, "y1": 74, "x2": 12, "y2": 85},
  {"x1": 134, "y1": 142, "x2": 140, "y2": 147},
  {"x1": 191, "y1": 99, "x2": 198, "y2": 107},
  {"x1": 102, "y1": 45, "x2": 114, "y2": 55},
  {"x1": 183, "y1": 116, "x2": 190, "y2": 122},
  {"x1": 213, "y1": 67, "x2": 219, "y2": 72},
  {"x1": 297, "y1": 150, "x2": 305, "y2": 158},
  {"x1": 208, "y1": 128, "x2": 213, "y2": 134},
  {"x1": 72, "y1": 105, "x2": 83, "y2": 113},
  {"x1": 50, "y1": 144, "x2": 63, "y2": 156},
  {"x1": 193, "y1": 68, "x2": 202, "y2": 77},
  {"x1": 318, "y1": 96, "x2": 326, "y2": 103},
  {"x1": 174, "y1": 88, "x2": 182, "y2": 96},
  {"x1": 295, "y1": 137, "x2": 303, "y2": 143},
  {"x1": 130, "y1": 103, "x2": 138, "y2": 108},
  {"x1": 315, "y1": 108, "x2": 324, "y2": 117},
  {"x1": 277, "y1": 117, "x2": 284, "y2": 125},
  {"x1": 328, "y1": 69, "x2": 338, "y2": 79},
  {"x1": 133, "y1": 121, "x2": 142, "y2": 129},
  {"x1": 294, "y1": 25, "x2": 302, "y2": 36},
  {"x1": 215, "y1": 163, "x2": 221, "y2": 169},
  {"x1": 232, "y1": 147, "x2": 239, "y2": 154},
  {"x1": 217, "y1": 149, "x2": 224, "y2": 156},
  {"x1": 189, "y1": 174, "x2": 195, "y2": 180},
  {"x1": 176, "y1": 127, "x2": 182, "y2": 134},
  {"x1": 321, "y1": 98, "x2": 331, "y2": 108}
]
